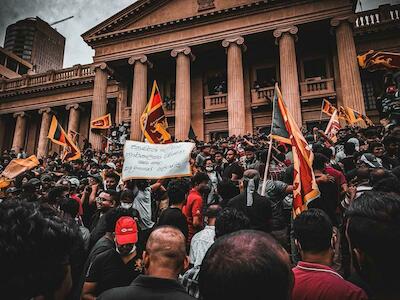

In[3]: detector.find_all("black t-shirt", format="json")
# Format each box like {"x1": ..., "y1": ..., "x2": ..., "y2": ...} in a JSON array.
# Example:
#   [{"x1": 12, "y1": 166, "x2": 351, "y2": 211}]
[
  {"x1": 308, "y1": 181, "x2": 339, "y2": 226},
  {"x1": 86, "y1": 248, "x2": 142, "y2": 296},
  {"x1": 157, "y1": 207, "x2": 188, "y2": 241},
  {"x1": 223, "y1": 161, "x2": 244, "y2": 180},
  {"x1": 228, "y1": 192, "x2": 272, "y2": 232},
  {"x1": 98, "y1": 275, "x2": 194, "y2": 300}
]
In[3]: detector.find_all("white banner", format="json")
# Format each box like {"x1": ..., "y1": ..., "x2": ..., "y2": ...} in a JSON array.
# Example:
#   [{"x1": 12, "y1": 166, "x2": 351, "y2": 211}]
[{"x1": 122, "y1": 141, "x2": 195, "y2": 180}]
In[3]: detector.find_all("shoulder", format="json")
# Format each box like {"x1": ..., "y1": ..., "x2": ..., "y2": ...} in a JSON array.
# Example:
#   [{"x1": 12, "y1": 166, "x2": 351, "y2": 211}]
[{"x1": 98, "y1": 285, "x2": 133, "y2": 300}]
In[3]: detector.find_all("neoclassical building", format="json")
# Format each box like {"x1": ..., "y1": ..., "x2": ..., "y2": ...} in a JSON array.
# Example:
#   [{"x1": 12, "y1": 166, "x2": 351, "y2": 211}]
[{"x1": 0, "y1": 0, "x2": 399, "y2": 156}]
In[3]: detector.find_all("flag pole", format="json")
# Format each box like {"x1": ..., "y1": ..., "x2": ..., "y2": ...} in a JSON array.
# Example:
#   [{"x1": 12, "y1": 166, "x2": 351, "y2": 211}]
[
  {"x1": 261, "y1": 83, "x2": 278, "y2": 196},
  {"x1": 261, "y1": 136, "x2": 273, "y2": 196},
  {"x1": 319, "y1": 99, "x2": 324, "y2": 125}
]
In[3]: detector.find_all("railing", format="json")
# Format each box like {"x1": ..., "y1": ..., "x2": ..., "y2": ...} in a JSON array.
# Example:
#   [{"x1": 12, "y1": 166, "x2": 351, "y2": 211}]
[
  {"x1": 204, "y1": 93, "x2": 228, "y2": 111},
  {"x1": 355, "y1": 4, "x2": 400, "y2": 29},
  {"x1": 251, "y1": 86, "x2": 274, "y2": 106},
  {"x1": 300, "y1": 78, "x2": 335, "y2": 99},
  {"x1": 0, "y1": 64, "x2": 95, "y2": 92}
]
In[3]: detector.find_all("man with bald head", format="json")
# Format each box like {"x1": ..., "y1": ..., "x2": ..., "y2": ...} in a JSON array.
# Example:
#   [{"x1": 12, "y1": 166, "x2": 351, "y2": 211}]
[
  {"x1": 228, "y1": 169, "x2": 273, "y2": 232},
  {"x1": 98, "y1": 226, "x2": 194, "y2": 299}
]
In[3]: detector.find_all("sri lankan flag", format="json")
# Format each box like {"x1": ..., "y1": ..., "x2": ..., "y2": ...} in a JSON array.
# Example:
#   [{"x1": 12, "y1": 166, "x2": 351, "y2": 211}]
[
  {"x1": 345, "y1": 107, "x2": 374, "y2": 126},
  {"x1": 358, "y1": 50, "x2": 400, "y2": 71},
  {"x1": 338, "y1": 106, "x2": 351, "y2": 123},
  {"x1": 91, "y1": 113, "x2": 112, "y2": 129},
  {"x1": 321, "y1": 99, "x2": 336, "y2": 116},
  {"x1": 270, "y1": 84, "x2": 320, "y2": 217},
  {"x1": 140, "y1": 81, "x2": 172, "y2": 144},
  {"x1": 48, "y1": 116, "x2": 81, "y2": 161}
]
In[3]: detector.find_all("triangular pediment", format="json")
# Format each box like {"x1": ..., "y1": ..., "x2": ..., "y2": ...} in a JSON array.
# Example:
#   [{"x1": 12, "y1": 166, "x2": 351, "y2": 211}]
[{"x1": 82, "y1": 0, "x2": 261, "y2": 42}]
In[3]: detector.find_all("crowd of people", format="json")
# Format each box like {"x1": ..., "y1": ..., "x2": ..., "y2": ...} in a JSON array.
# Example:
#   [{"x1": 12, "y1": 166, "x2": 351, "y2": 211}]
[{"x1": 0, "y1": 122, "x2": 399, "y2": 300}]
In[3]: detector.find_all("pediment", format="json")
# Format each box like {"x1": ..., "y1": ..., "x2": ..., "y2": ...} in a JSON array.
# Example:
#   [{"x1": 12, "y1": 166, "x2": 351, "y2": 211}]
[{"x1": 82, "y1": 0, "x2": 262, "y2": 42}]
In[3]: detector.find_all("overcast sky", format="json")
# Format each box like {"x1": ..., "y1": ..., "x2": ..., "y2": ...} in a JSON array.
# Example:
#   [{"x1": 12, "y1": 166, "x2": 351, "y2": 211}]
[{"x1": 0, "y1": 0, "x2": 398, "y2": 68}]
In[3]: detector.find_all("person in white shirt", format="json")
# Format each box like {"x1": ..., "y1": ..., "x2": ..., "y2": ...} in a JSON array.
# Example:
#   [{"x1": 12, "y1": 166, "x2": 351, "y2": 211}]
[{"x1": 189, "y1": 205, "x2": 222, "y2": 267}]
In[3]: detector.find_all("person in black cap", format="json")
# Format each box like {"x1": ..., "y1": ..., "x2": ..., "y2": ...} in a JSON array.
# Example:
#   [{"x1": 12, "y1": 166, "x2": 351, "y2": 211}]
[
  {"x1": 244, "y1": 146, "x2": 261, "y2": 172},
  {"x1": 196, "y1": 144, "x2": 211, "y2": 168}
]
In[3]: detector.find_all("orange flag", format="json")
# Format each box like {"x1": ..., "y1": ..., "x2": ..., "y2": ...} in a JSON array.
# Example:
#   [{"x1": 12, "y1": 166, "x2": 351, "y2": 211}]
[
  {"x1": 91, "y1": 114, "x2": 112, "y2": 129},
  {"x1": 48, "y1": 116, "x2": 81, "y2": 162},
  {"x1": 270, "y1": 84, "x2": 320, "y2": 217},
  {"x1": 321, "y1": 99, "x2": 337, "y2": 116},
  {"x1": 140, "y1": 81, "x2": 172, "y2": 144},
  {"x1": 0, "y1": 155, "x2": 39, "y2": 179}
]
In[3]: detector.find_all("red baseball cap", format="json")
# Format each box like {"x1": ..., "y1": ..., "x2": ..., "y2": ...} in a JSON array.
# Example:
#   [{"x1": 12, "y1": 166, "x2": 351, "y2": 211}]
[{"x1": 115, "y1": 216, "x2": 138, "y2": 245}]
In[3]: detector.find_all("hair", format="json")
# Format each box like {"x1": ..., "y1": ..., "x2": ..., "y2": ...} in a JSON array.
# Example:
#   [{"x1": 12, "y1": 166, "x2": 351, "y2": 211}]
[
  {"x1": 320, "y1": 147, "x2": 333, "y2": 160},
  {"x1": 215, "y1": 207, "x2": 250, "y2": 239},
  {"x1": 120, "y1": 189, "x2": 134, "y2": 202},
  {"x1": 345, "y1": 191, "x2": 400, "y2": 294},
  {"x1": 60, "y1": 198, "x2": 79, "y2": 218},
  {"x1": 103, "y1": 189, "x2": 120, "y2": 204},
  {"x1": 391, "y1": 166, "x2": 400, "y2": 180},
  {"x1": 47, "y1": 186, "x2": 69, "y2": 205},
  {"x1": 344, "y1": 142, "x2": 356, "y2": 156},
  {"x1": 368, "y1": 142, "x2": 384, "y2": 153},
  {"x1": 293, "y1": 209, "x2": 333, "y2": 253},
  {"x1": 205, "y1": 204, "x2": 223, "y2": 218},
  {"x1": 217, "y1": 179, "x2": 239, "y2": 204},
  {"x1": 105, "y1": 171, "x2": 120, "y2": 182},
  {"x1": 104, "y1": 207, "x2": 133, "y2": 233},
  {"x1": 167, "y1": 179, "x2": 191, "y2": 205},
  {"x1": 191, "y1": 172, "x2": 209, "y2": 187},
  {"x1": 369, "y1": 168, "x2": 395, "y2": 186},
  {"x1": 199, "y1": 230, "x2": 292, "y2": 300},
  {"x1": 373, "y1": 177, "x2": 400, "y2": 194},
  {"x1": 0, "y1": 200, "x2": 80, "y2": 300},
  {"x1": 226, "y1": 149, "x2": 237, "y2": 156},
  {"x1": 145, "y1": 226, "x2": 187, "y2": 273},
  {"x1": 312, "y1": 153, "x2": 329, "y2": 171},
  {"x1": 134, "y1": 179, "x2": 149, "y2": 191}
]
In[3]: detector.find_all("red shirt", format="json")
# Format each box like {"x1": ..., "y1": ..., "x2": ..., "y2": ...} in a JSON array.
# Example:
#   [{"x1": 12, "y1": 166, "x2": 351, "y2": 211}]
[
  {"x1": 183, "y1": 188, "x2": 203, "y2": 243},
  {"x1": 292, "y1": 261, "x2": 368, "y2": 300},
  {"x1": 70, "y1": 194, "x2": 83, "y2": 216}
]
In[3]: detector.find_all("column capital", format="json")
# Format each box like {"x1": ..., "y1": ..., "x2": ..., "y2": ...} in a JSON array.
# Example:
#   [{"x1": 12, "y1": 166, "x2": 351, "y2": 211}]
[
  {"x1": 13, "y1": 112, "x2": 27, "y2": 118},
  {"x1": 38, "y1": 107, "x2": 52, "y2": 114},
  {"x1": 330, "y1": 15, "x2": 356, "y2": 28},
  {"x1": 66, "y1": 103, "x2": 81, "y2": 111},
  {"x1": 128, "y1": 55, "x2": 153, "y2": 68},
  {"x1": 90, "y1": 62, "x2": 114, "y2": 75},
  {"x1": 171, "y1": 47, "x2": 196, "y2": 61},
  {"x1": 222, "y1": 36, "x2": 247, "y2": 52},
  {"x1": 273, "y1": 26, "x2": 298, "y2": 44}
]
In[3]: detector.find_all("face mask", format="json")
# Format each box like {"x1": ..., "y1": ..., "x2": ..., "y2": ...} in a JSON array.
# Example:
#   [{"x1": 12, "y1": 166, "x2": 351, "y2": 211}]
[
  {"x1": 205, "y1": 166, "x2": 214, "y2": 172},
  {"x1": 116, "y1": 244, "x2": 136, "y2": 256},
  {"x1": 121, "y1": 202, "x2": 133, "y2": 209}
]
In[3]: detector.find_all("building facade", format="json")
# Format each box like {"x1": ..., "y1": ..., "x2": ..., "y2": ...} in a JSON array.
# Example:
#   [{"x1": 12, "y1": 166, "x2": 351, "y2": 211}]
[
  {"x1": 0, "y1": 0, "x2": 399, "y2": 157},
  {"x1": 4, "y1": 17, "x2": 65, "y2": 73},
  {"x1": 0, "y1": 47, "x2": 33, "y2": 79}
]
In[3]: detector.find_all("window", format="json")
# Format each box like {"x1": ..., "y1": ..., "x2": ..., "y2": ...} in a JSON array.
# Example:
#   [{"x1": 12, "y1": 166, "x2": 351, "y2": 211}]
[
  {"x1": 18, "y1": 65, "x2": 29, "y2": 75},
  {"x1": 255, "y1": 67, "x2": 277, "y2": 88},
  {"x1": 362, "y1": 80, "x2": 376, "y2": 110},
  {"x1": 0, "y1": 52, "x2": 6, "y2": 66},
  {"x1": 207, "y1": 72, "x2": 227, "y2": 95},
  {"x1": 6, "y1": 58, "x2": 18, "y2": 72},
  {"x1": 304, "y1": 58, "x2": 327, "y2": 79}
]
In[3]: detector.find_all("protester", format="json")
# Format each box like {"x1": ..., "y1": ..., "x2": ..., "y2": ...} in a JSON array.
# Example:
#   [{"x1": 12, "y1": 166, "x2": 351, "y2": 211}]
[
  {"x1": 183, "y1": 172, "x2": 209, "y2": 243},
  {"x1": 82, "y1": 216, "x2": 142, "y2": 299},
  {"x1": 199, "y1": 230, "x2": 293, "y2": 300},
  {"x1": 98, "y1": 226, "x2": 193, "y2": 300},
  {"x1": 157, "y1": 178, "x2": 191, "y2": 240},
  {"x1": 292, "y1": 208, "x2": 367, "y2": 300},
  {"x1": 346, "y1": 191, "x2": 400, "y2": 300},
  {"x1": 228, "y1": 169, "x2": 272, "y2": 232}
]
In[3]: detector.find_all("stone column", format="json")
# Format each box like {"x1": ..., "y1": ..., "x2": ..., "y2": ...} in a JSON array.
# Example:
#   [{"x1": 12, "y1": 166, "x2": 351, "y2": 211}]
[
  {"x1": 12, "y1": 112, "x2": 27, "y2": 152},
  {"x1": 66, "y1": 104, "x2": 81, "y2": 134},
  {"x1": 37, "y1": 108, "x2": 52, "y2": 159},
  {"x1": 273, "y1": 26, "x2": 302, "y2": 125},
  {"x1": 222, "y1": 36, "x2": 246, "y2": 136},
  {"x1": 331, "y1": 16, "x2": 365, "y2": 114},
  {"x1": 90, "y1": 63, "x2": 112, "y2": 151},
  {"x1": 128, "y1": 55, "x2": 152, "y2": 141},
  {"x1": 171, "y1": 47, "x2": 195, "y2": 141}
]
